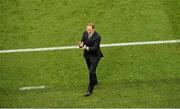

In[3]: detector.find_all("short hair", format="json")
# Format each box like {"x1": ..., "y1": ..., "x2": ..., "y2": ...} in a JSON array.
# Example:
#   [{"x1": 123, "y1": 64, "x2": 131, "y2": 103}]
[{"x1": 87, "y1": 23, "x2": 95, "y2": 29}]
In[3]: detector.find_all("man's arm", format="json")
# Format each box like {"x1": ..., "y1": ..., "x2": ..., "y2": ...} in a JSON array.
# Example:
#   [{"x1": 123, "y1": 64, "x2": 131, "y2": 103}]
[
  {"x1": 79, "y1": 32, "x2": 85, "y2": 48},
  {"x1": 81, "y1": 32, "x2": 86, "y2": 42}
]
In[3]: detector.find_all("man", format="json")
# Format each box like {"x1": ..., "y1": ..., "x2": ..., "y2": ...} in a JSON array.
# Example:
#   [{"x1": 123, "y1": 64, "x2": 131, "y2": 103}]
[{"x1": 79, "y1": 23, "x2": 104, "y2": 96}]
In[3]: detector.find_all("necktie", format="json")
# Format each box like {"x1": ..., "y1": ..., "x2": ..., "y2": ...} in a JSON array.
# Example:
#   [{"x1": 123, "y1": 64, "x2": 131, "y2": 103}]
[{"x1": 88, "y1": 34, "x2": 91, "y2": 40}]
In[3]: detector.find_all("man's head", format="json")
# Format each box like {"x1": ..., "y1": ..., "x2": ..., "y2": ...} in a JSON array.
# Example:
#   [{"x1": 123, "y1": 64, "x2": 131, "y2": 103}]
[{"x1": 86, "y1": 23, "x2": 95, "y2": 35}]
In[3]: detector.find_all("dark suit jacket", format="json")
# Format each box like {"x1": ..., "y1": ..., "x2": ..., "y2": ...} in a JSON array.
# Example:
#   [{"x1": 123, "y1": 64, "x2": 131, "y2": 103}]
[{"x1": 81, "y1": 31, "x2": 104, "y2": 61}]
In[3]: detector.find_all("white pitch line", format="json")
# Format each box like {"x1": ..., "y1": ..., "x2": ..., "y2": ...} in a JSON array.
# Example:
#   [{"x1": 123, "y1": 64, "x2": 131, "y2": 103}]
[
  {"x1": 101, "y1": 39, "x2": 180, "y2": 47},
  {"x1": 0, "y1": 39, "x2": 180, "y2": 54},
  {"x1": 19, "y1": 86, "x2": 46, "y2": 91}
]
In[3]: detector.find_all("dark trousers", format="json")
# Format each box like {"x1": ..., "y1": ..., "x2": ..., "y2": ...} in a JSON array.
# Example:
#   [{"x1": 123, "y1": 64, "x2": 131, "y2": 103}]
[{"x1": 85, "y1": 57, "x2": 100, "y2": 92}]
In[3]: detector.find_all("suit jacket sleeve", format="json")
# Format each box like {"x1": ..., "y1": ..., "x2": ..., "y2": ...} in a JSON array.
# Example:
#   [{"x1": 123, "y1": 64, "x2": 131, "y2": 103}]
[
  {"x1": 81, "y1": 34, "x2": 84, "y2": 42},
  {"x1": 81, "y1": 32, "x2": 85, "y2": 46},
  {"x1": 88, "y1": 36, "x2": 101, "y2": 52}
]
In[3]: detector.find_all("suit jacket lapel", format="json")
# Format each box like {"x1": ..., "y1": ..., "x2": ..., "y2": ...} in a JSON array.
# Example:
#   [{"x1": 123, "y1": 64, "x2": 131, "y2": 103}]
[
  {"x1": 85, "y1": 31, "x2": 96, "y2": 45},
  {"x1": 90, "y1": 32, "x2": 96, "y2": 41}
]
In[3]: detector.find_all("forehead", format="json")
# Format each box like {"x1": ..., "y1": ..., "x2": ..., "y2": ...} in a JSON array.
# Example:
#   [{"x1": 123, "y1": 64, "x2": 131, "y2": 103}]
[{"x1": 86, "y1": 26, "x2": 93, "y2": 30}]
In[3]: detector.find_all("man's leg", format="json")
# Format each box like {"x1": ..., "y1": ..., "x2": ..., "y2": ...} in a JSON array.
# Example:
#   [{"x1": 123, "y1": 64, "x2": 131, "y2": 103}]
[
  {"x1": 85, "y1": 58, "x2": 92, "y2": 85},
  {"x1": 84, "y1": 57, "x2": 93, "y2": 96},
  {"x1": 84, "y1": 58, "x2": 100, "y2": 96},
  {"x1": 87, "y1": 59, "x2": 100, "y2": 93},
  {"x1": 85, "y1": 57, "x2": 91, "y2": 70}
]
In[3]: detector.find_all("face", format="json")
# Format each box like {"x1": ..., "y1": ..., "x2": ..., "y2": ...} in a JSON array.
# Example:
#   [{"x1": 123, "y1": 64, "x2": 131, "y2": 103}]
[{"x1": 86, "y1": 26, "x2": 94, "y2": 35}]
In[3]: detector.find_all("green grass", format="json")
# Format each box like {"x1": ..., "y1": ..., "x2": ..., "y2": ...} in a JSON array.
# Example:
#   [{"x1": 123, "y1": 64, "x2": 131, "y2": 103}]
[
  {"x1": 0, "y1": 0, "x2": 180, "y2": 108},
  {"x1": 0, "y1": 0, "x2": 179, "y2": 50},
  {"x1": 0, "y1": 44, "x2": 180, "y2": 107}
]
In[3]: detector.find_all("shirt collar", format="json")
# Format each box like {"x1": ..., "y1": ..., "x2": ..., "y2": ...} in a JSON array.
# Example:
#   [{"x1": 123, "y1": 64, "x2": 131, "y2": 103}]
[{"x1": 89, "y1": 32, "x2": 94, "y2": 37}]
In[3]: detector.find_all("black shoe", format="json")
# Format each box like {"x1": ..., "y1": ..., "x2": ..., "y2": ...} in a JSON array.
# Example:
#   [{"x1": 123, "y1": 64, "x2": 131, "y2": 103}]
[{"x1": 84, "y1": 91, "x2": 91, "y2": 96}]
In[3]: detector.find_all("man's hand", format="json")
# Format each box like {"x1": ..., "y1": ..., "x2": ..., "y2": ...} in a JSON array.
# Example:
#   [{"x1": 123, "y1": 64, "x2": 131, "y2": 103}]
[
  {"x1": 78, "y1": 41, "x2": 84, "y2": 48},
  {"x1": 82, "y1": 45, "x2": 89, "y2": 51}
]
